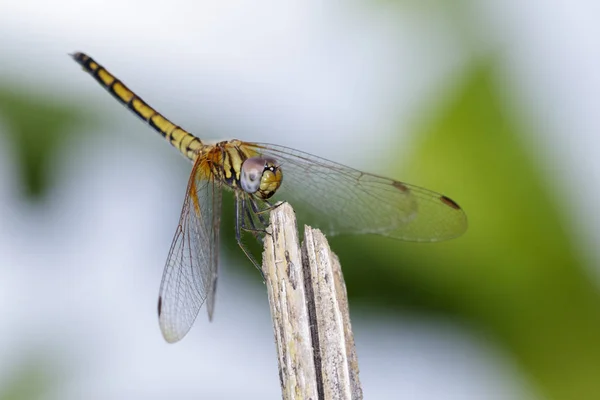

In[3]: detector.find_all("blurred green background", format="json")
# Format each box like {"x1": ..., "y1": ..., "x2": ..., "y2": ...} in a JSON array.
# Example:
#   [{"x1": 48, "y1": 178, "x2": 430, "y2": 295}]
[{"x1": 1, "y1": 1, "x2": 599, "y2": 399}]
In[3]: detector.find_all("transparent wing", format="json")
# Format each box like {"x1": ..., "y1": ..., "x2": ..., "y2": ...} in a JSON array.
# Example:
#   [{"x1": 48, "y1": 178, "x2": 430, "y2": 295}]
[
  {"x1": 243, "y1": 142, "x2": 467, "y2": 242},
  {"x1": 157, "y1": 162, "x2": 222, "y2": 343}
]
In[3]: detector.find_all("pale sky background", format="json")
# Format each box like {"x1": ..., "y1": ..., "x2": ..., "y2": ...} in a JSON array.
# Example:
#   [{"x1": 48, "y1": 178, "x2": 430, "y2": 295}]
[{"x1": 0, "y1": 0, "x2": 599, "y2": 398}]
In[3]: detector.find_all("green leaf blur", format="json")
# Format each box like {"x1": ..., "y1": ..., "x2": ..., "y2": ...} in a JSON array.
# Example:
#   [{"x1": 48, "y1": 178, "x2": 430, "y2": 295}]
[
  {"x1": 340, "y1": 59, "x2": 600, "y2": 399},
  {"x1": 0, "y1": 86, "x2": 90, "y2": 200}
]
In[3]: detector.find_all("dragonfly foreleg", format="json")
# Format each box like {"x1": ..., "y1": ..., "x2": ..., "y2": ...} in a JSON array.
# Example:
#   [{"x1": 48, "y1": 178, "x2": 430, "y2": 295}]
[
  {"x1": 249, "y1": 197, "x2": 272, "y2": 229},
  {"x1": 243, "y1": 206, "x2": 268, "y2": 238},
  {"x1": 253, "y1": 199, "x2": 285, "y2": 216},
  {"x1": 235, "y1": 191, "x2": 266, "y2": 279}
]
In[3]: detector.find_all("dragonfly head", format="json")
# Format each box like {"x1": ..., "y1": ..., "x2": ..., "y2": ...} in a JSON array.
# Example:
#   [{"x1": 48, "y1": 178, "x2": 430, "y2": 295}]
[{"x1": 240, "y1": 157, "x2": 282, "y2": 199}]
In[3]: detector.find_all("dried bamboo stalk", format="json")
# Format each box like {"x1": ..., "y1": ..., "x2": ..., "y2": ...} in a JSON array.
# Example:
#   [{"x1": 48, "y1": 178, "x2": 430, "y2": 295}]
[{"x1": 262, "y1": 203, "x2": 363, "y2": 400}]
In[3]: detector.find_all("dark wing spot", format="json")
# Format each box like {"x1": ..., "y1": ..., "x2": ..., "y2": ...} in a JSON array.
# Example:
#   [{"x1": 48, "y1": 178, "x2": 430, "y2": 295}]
[
  {"x1": 392, "y1": 181, "x2": 409, "y2": 192},
  {"x1": 157, "y1": 296, "x2": 163, "y2": 316},
  {"x1": 440, "y1": 195, "x2": 461, "y2": 210}
]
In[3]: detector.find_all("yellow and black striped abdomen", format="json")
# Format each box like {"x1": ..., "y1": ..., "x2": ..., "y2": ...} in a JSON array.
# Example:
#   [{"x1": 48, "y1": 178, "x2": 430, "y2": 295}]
[{"x1": 71, "y1": 52, "x2": 203, "y2": 161}]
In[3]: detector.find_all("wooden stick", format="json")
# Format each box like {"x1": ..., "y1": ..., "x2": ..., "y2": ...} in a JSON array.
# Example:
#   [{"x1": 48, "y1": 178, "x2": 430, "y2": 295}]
[{"x1": 262, "y1": 202, "x2": 363, "y2": 400}]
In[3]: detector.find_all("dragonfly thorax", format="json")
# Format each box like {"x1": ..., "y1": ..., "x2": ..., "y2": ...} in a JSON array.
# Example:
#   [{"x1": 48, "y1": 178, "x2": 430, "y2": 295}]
[{"x1": 240, "y1": 157, "x2": 282, "y2": 199}]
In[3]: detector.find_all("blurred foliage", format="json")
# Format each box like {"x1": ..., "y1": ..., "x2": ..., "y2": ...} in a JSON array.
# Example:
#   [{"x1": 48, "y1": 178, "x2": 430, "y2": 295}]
[
  {"x1": 0, "y1": 356, "x2": 57, "y2": 400},
  {"x1": 344, "y1": 59, "x2": 600, "y2": 399},
  {"x1": 0, "y1": 86, "x2": 91, "y2": 200}
]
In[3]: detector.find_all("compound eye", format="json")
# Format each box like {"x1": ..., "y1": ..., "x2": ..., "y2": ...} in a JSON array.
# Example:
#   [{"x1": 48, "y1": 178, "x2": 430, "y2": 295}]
[
  {"x1": 240, "y1": 157, "x2": 266, "y2": 194},
  {"x1": 258, "y1": 160, "x2": 283, "y2": 199}
]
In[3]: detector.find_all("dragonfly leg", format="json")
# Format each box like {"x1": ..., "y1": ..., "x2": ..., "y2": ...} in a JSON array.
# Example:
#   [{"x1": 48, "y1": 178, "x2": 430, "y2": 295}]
[
  {"x1": 249, "y1": 197, "x2": 271, "y2": 230},
  {"x1": 243, "y1": 212, "x2": 267, "y2": 237},
  {"x1": 235, "y1": 191, "x2": 266, "y2": 279},
  {"x1": 240, "y1": 195, "x2": 268, "y2": 237},
  {"x1": 254, "y1": 199, "x2": 285, "y2": 216}
]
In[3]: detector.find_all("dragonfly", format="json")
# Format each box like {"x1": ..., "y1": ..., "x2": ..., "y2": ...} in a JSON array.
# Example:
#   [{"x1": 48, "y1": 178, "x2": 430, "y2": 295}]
[{"x1": 71, "y1": 52, "x2": 467, "y2": 343}]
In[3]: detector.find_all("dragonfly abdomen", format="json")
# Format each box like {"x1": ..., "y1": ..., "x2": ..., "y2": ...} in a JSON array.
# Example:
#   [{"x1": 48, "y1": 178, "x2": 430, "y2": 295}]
[{"x1": 71, "y1": 52, "x2": 203, "y2": 161}]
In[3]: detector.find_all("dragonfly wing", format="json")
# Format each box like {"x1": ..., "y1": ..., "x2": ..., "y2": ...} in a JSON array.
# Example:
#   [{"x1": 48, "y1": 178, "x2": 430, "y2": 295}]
[
  {"x1": 157, "y1": 162, "x2": 222, "y2": 343},
  {"x1": 243, "y1": 142, "x2": 467, "y2": 242},
  {"x1": 206, "y1": 174, "x2": 222, "y2": 322}
]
